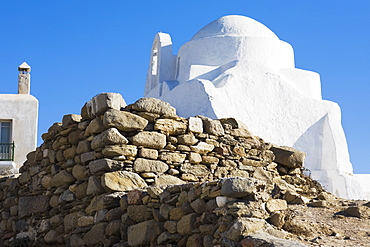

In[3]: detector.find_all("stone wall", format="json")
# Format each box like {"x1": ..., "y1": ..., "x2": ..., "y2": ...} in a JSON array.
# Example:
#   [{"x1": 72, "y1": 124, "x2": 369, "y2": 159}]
[{"x1": 0, "y1": 93, "x2": 327, "y2": 246}]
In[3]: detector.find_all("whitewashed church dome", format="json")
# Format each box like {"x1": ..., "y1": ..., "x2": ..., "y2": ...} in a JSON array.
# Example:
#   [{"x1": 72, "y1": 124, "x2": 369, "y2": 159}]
[{"x1": 191, "y1": 15, "x2": 279, "y2": 41}]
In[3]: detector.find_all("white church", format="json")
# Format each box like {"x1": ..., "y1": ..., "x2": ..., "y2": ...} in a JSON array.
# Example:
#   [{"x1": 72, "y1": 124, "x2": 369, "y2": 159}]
[{"x1": 144, "y1": 15, "x2": 370, "y2": 200}]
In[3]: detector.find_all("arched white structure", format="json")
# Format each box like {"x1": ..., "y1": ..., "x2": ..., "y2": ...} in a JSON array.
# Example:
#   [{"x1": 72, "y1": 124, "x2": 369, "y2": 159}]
[{"x1": 144, "y1": 15, "x2": 370, "y2": 199}]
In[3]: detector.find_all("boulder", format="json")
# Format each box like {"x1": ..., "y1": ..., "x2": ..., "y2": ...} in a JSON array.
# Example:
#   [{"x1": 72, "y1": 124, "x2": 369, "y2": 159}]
[
  {"x1": 101, "y1": 171, "x2": 147, "y2": 192},
  {"x1": 103, "y1": 109, "x2": 148, "y2": 131},
  {"x1": 155, "y1": 175, "x2": 186, "y2": 186},
  {"x1": 91, "y1": 128, "x2": 128, "y2": 150},
  {"x1": 154, "y1": 119, "x2": 187, "y2": 135},
  {"x1": 127, "y1": 219, "x2": 162, "y2": 246},
  {"x1": 83, "y1": 92, "x2": 126, "y2": 119},
  {"x1": 131, "y1": 98, "x2": 177, "y2": 117},
  {"x1": 131, "y1": 131, "x2": 167, "y2": 149},
  {"x1": 102, "y1": 144, "x2": 138, "y2": 157},
  {"x1": 221, "y1": 177, "x2": 255, "y2": 197},
  {"x1": 134, "y1": 158, "x2": 169, "y2": 173},
  {"x1": 188, "y1": 117, "x2": 203, "y2": 133},
  {"x1": 270, "y1": 145, "x2": 306, "y2": 168}
]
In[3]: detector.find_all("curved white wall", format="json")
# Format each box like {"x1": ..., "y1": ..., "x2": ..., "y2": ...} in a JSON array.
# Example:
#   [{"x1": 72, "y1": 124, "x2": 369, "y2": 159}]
[{"x1": 144, "y1": 15, "x2": 369, "y2": 200}]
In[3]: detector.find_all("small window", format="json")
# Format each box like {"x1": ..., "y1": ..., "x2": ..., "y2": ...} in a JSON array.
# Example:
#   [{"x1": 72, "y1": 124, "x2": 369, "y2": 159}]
[{"x1": 0, "y1": 121, "x2": 14, "y2": 161}]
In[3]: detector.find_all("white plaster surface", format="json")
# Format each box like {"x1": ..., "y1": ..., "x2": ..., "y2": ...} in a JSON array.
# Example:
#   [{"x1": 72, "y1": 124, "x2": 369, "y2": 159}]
[
  {"x1": 144, "y1": 15, "x2": 370, "y2": 199},
  {"x1": 0, "y1": 94, "x2": 38, "y2": 173}
]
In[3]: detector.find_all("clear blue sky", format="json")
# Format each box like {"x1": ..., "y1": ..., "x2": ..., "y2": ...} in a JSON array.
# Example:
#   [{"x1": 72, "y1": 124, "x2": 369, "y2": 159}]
[{"x1": 0, "y1": 1, "x2": 369, "y2": 173}]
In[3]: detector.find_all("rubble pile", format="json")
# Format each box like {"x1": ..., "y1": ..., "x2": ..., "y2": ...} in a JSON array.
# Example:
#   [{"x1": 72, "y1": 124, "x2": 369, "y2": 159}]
[{"x1": 0, "y1": 93, "x2": 368, "y2": 247}]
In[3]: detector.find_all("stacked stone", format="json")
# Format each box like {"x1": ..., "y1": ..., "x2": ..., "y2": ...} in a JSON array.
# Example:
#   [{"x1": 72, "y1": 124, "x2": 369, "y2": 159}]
[{"x1": 0, "y1": 93, "x2": 328, "y2": 246}]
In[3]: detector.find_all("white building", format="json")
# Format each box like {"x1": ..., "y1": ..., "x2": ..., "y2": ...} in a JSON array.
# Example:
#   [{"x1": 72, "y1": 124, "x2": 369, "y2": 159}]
[
  {"x1": 144, "y1": 15, "x2": 370, "y2": 199},
  {"x1": 0, "y1": 62, "x2": 38, "y2": 174}
]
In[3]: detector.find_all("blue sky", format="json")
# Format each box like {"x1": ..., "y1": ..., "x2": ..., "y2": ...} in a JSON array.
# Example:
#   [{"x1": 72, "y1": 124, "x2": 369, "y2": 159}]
[{"x1": 0, "y1": 1, "x2": 369, "y2": 173}]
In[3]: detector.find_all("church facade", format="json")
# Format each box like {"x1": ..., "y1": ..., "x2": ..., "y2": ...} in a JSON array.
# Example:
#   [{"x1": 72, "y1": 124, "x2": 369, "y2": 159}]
[{"x1": 144, "y1": 15, "x2": 370, "y2": 199}]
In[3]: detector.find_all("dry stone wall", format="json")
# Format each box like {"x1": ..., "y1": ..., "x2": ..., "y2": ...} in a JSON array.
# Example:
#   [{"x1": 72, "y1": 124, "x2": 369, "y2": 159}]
[{"x1": 0, "y1": 93, "x2": 329, "y2": 246}]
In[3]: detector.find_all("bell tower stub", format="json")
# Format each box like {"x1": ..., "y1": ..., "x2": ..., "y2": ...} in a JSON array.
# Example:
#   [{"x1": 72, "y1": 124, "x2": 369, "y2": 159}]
[{"x1": 18, "y1": 62, "x2": 31, "y2": 94}]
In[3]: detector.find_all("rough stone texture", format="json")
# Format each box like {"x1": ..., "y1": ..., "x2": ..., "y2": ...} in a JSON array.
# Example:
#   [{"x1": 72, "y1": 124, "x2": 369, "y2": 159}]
[
  {"x1": 131, "y1": 97, "x2": 177, "y2": 117},
  {"x1": 270, "y1": 145, "x2": 306, "y2": 168},
  {"x1": 190, "y1": 142, "x2": 214, "y2": 154},
  {"x1": 1, "y1": 94, "x2": 356, "y2": 247},
  {"x1": 91, "y1": 127, "x2": 128, "y2": 150},
  {"x1": 83, "y1": 222, "x2": 108, "y2": 245},
  {"x1": 127, "y1": 219, "x2": 162, "y2": 246},
  {"x1": 221, "y1": 177, "x2": 255, "y2": 197},
  {"x1": 155, "y1": 174, "x2": 186, "y2": 186},
  {"x1": 103, "y1": 109, "x2": 148, "y2": 131},
  {"x1": 102, "y1": 144, "x2": 137, "y2": 157},
  {"x1": 133, "y1": 158, "x2": 169, "y2": 173},
  {"x1": 266, "y1": 199, "x2": 288, "y2": 213},
  {"x1": 131, "y1": 131, "x2": 167, "y2": 149},
  {"x1": 83, "y1": 92, "x2": 126, "y2": 119},
  {"x1": 51, "y1": 170, "x2": 76, "y2": 187},
  {"x1": 18, "y1": 195, "x2": 50, "y2": 218},
  {"x1": 101, "y1": 171, "x2": 147, "y2": 192},
  {"x1": 343, "y1": 206, "x2": 370, "y2": 218},
  {"x1": 154, "y1": 119, "x2": 187, "y2": 135},
  {"x1": 188, "y1": 117, "x2": 203, "y2": 133}
]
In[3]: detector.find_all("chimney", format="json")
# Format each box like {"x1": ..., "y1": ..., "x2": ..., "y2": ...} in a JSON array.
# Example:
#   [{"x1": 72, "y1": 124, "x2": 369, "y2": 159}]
[{"x1": 18, "y1": 62, "x2": 31, "y2": 94}]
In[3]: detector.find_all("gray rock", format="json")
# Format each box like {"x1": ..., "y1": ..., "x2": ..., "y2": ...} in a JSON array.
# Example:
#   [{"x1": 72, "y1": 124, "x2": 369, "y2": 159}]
[
  {"x1": 87, "y1": 175, "x2": 106, "y2": 195},
  {"x1": 127, "y1": 219, "x2": 162, "y2": 246},
  {"x1": 134, "y1": 158, "x2": 169, "y2": 173},
  {"x1": 131, "y1": 98, "x2": 176, "y2": 117},
  {"x1": 101, "y1": 171, "x2": 147, "y2": 192},
  {"x1": 154, "y1": 119, "x2": 187, "y2": 135},
  {"x1": 131, "y1": 131, "x2": 167, "y2": 149},
  {"x1": 221, "y1": 177, "x2": 255, "y2": 197},
  {"x1": 188, "y1": 117, "x2": 203, "y2": 133},
  {"x1": 83, "y1": 222, "x2": 108, "y2": 245},
  {"x1": 51, "y1": 170, "x2": 76, "y2": 187},
  {"x1": 102, "y1": 144, "x2": 137, "y2": 157},
  {"x1": 155, "y1": 175, "x2": 186, "y2": 186},
  {"x1": 62, "y1": 114, "x2": 82, "y2": 128},
  {"x1": 85, "y1": 117, "x2": 106, "y2": 136},
  {"x1": 91, "y1": 127, "x2": 128, "y2": 150},
  {"x1": 83, "y1": 92, "x2": 126, "y2": 119},
  {"x1": 103, "y1": 109, "x2": 148, "y2": 131},
  {"x1": 180, "y1": 163, "x2": 210, "y2": 177},
  {"x1": 177, "y1": 213, "x2": 198, "y2": 235},
  {"x1": 127, "y1": 205, "x2": 153, "y2": 222},
  {"x1": 18, "y1": 195, "x2": 50, "y2": 218},
  {"x1": 89, "y1": 158, "x2": 122, "y2": 174},
  {"x1": 270, "y1": 145, "x2": 306, "y2": 168}
]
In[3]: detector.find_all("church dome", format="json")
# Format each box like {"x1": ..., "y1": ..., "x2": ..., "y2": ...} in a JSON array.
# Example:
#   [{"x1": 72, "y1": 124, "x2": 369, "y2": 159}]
[{"x1": 191, "y1": 15, "x2": 279, "y2": 41}]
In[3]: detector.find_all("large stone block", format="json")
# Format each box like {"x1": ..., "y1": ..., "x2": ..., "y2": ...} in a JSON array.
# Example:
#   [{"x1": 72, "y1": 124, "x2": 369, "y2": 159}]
[
  {"x1": 188, "y1": 117, "x2": 203, "y2": 133},
  {"x1": 131, "y1": 98, "x2": 177, "y2": 117},
  {"x1": 89, "y1": 158, "x2": 123, "y2": 174},
  {"x1": 221, "y1": 177, "x2": 255, "y2": 197},
  {"x1": 101, "y1": 171, "x2": 148, "y2": 192},
  {"x1": 103, "y1": 109, "x2": 148, "y2": 131},
  {"x1": 91, "y1": 127, "x2": 128, "y2": 150},
  {"x1": 134, "y1": 158, "x2": 169, "y2": 173},
  {"x1": 127, "y1": 219, "x2": 162, "y2": 246},
  {"x1": 82, "y1": 92, "x2": 126, "y2": 119},
  {"x1": 18, "y1": 195, "x2": 50, "y2": 218},
  {"x1": 102, "y1": 144, "x2": 137, "y2": 157},
  {"x1": 131, "y1": 131, "x2": 167, "y2": 149},
  {"x1": 154, "y1": 119, "x2": 187, "y2": 135},
  {"x1": 85, "y1": 194, "x2": 121, "y2": 215},
  {"x1": 83, "y1": 222, "x2": 108, "y2": 245},
  {"x1": 51, "y1": 170, "x2": 76, "y2": 187},
  {"x1": 270, "y1": 145, "x2": 306, "y2": 168},
  {"x1": 177, "y1": 213, "x2": 198, "y2": 235}
]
